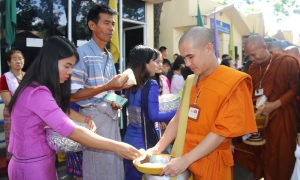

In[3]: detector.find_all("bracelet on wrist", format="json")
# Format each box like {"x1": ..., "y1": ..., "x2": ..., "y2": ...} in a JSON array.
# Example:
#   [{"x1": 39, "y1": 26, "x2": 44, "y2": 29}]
[
  {"x1": 84, "y1": 116, "x2": 91, "y2": 123},
  {"x1": 86, "y1": 119, "x2": 92, "y2": 124}
]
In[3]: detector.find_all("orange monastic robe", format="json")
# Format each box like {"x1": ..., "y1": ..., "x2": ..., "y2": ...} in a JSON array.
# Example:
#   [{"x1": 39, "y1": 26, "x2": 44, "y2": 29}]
[
  {"x1": 183, "y1": 66, "x2": 257, "y2": 180},
  {"x1": 235, "y1": 53, "x2": 299, "y2": 180}
]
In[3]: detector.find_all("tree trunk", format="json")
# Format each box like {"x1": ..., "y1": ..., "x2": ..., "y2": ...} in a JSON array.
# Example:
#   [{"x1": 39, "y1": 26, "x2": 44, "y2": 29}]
[{"x1": 154, "y1": 3, "x2": 163, "y2": 49}]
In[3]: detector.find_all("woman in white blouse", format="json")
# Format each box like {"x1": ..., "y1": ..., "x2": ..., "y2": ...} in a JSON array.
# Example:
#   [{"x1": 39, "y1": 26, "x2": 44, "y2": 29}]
[{"x1": 167, "y1": 56, "x2": 185, "y2": 94}]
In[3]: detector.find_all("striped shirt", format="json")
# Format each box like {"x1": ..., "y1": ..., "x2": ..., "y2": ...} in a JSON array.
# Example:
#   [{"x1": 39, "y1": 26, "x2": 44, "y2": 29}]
[{"x1": 71, "y1": 38, "x2": 116, "y2": 107}]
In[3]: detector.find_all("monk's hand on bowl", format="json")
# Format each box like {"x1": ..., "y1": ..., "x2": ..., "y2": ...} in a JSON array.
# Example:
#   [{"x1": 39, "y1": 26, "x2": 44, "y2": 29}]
[
  {"x1": 159, "y1": 157, "x2": 189, "y2": 177},
  {"x1": 255, "y1": 104, "x2": 265, "y2": 115},
  {"x1": 262, "y1": 100, "x2": 281, "y2": 116},
  {"x1": 114, "y1": 142, "x2": 141, "y2": 160}
]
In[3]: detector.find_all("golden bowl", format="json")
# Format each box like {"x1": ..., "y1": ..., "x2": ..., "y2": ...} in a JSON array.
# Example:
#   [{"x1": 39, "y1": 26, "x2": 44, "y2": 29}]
[
  {"x1": 133, "y1": 154, "x2": 173, "y2": 175},
  {"x1": 256, "y1": 115, "x2": 266, "y2": 129}
]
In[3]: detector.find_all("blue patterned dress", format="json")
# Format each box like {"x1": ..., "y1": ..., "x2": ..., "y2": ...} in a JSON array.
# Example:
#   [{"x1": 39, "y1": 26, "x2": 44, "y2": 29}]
[
  {"x1": 124, "y1": 80, "x2": 176, "y2": 180},
  {"x1": 66, "y1": 103, "x2": 82, "y2": 178}
]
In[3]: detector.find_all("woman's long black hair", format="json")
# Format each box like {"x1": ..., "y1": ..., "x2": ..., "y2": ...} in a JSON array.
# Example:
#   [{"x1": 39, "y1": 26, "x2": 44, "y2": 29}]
[
  {"x1": 128, "y1": 45, "x2": 158, "y2": 93},
  {"x1": 126, "y1": 45, "x2": 160, "y2": 148},
  {"x1": 8, "y1": 36, "x2": 79, "y2": 114},
  {"x1": 153, "y1": 49, "x2": 162, "y2": 95}
]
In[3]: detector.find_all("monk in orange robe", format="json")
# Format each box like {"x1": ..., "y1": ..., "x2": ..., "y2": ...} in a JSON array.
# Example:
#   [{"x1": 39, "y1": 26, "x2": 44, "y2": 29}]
[
  {"x1": 234, "y1": 35, "x2": 299, "y2": 180},
  {"x1": 284, "y1": 46, "x2": 300, "y2": 145},
  {"x1": 147, "y1": 27, "x2": 257, "y2": 180}
]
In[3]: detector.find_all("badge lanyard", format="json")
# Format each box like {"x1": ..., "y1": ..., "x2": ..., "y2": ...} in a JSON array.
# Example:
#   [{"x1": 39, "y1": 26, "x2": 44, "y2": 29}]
[
  {"x1": 188, "y1": 76, "x2": 204, "y2": 121},
  {"x1": 193, "y1": 85, "x2": 204, "y2": 107},
  {"x1": 255, "y1": 55, "x2": 272, "y2": 96},
  {"x1": 259, "y1": 54, "x2": 273, "y2": 89}
]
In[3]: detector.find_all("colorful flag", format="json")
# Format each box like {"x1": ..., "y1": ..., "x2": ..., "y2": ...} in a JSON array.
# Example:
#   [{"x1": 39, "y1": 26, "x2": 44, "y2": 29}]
[
  {"x1": 197, "y1": 0, "x2": 204, "y2": 26},
  {"x1": 213, "y1": 8, "x2": 219, "y2": 58},
  {"x1": 229, "y1": 20, "x2": 235, "y2": 60},
  {"x1": 5, "y1": 0, "x2": 17, "y2": 52},
  {"x1": 108, "y1": 0, "x2": 119, "y2": 63}
]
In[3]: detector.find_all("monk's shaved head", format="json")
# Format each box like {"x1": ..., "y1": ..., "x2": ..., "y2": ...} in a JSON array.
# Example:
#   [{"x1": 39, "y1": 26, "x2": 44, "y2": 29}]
[
  {"x1": 285, "y1": 46, "x2": 299, "y2": 54},
  {"x1": 244, "y1": 35, "x2": 270, "y2": 64},
  {"x1": 285, "y1": 46, "x2": 300, "y2": 61},
  {"x1": 245, "y1": 35, "x2": 266, "y2": 48},
  {"x1": 178, "y1": 26, "x2": 218, "y2": 77},
  {"x1": 179, "y1": 27, "x2": 214, "y2": 49},
  {"x1": 267, "y1": 41, "x2": 283, "y2": 49},
  {"x1": 267, "y1": 41, "x2": 284, "y2": 53}
]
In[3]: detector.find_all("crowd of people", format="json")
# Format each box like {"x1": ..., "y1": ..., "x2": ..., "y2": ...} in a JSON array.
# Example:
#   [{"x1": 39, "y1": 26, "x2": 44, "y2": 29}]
[
  {"x1": 212, "y1": 33, "x2": 300, "y2": 180},
  {"x1": 1, "y1": 3, "x2": 300, "y2": 180},
  {"x1": 234, "y1": 36, "x2": 299, "y2": 180}
]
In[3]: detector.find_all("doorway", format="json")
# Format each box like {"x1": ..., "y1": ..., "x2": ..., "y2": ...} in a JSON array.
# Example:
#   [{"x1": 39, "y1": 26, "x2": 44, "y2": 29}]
[
  {"x1": 123, "y1": 25, "x2": 144, "y2": 69},
  {"x1": 120, "y1": 24, "x2": 144, "y2": 140}
]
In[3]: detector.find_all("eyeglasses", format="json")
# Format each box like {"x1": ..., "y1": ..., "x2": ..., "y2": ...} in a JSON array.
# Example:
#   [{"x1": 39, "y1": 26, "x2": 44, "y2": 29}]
[{"x1": 154, "y1": 60, "x2": 163, "y2": 64}]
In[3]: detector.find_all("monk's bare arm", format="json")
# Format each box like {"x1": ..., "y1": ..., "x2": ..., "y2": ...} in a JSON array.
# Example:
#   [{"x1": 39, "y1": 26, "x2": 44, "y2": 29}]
[
  {"x1": 182, "y1": 132, "x2": 226, "y2": 165},
  {"x1": 262, "y1": 100, "x2": 281, "y2": 115},
  {"x1": 153, "y1": 104, "x2": 181, "y2": 153},
  {"x1": 159, "y1": 132, "x2": 226, "y2": 176}
]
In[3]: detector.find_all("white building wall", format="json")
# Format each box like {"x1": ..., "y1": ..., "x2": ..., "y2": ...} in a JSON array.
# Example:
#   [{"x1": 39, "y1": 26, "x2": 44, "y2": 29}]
[
  {"x1": 146, "y1": 2, "x2": 154, "y2": 47},
  {"x1": 160, "y1": 0, "x2": 251, "y2": 65}
]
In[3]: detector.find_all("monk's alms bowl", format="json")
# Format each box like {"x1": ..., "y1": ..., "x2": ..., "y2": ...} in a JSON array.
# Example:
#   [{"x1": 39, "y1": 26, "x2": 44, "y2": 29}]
[
  {"x1": 133, "y1": 154, "x2": 172, "y2": 175},
  {"x1": 134, "y1": 154, "x2": 192, "y2": 180},
  {"x1": 143, "y1": 170, "x2": 192, "y2": 180},
  {"x1": 255, "y1": 115, "x2": 266, "y2": 129}
]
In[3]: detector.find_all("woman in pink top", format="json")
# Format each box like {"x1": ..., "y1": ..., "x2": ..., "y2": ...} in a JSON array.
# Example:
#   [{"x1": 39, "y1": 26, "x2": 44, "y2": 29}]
[{"x1": 7, "y1": 36, "x2": 141, "y2": 180}]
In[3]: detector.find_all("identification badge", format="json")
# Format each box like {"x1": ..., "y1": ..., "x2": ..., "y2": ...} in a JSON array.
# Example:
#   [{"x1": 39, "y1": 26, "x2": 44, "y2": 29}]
[
  {"x1": 255, "y1": 88, "x2": 264, "y2": 96},
  {"x1": 188, "y1": 106, "x2": 200, "y2": 121}
]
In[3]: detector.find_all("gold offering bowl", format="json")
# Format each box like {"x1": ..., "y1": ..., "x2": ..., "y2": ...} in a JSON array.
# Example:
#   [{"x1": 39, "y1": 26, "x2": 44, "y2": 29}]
[
  {"x1": 133, "y1": 154, "x2": 172, "y2": 175},
  {"x1": 133, "y1": 154, "x2": 192, "y2": 180},
  {"x1": 255, "y1": 115, "x2": 266, "y2": 130},
  {"x1": 242, "y1": 110, "x2": 267, "y2": 146}
]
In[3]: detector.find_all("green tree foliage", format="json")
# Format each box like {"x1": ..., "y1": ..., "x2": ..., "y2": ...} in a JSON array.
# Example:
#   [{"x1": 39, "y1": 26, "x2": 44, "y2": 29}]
[
  {"x1": 1, "y1": 0, "x2": 99, "y2": 45},
  {"x1": 1, "y1": 0, "x2": 145, "y2": 45},
  {"x1": 216, "y1": 0, "x2": 300, "y2": 22}
]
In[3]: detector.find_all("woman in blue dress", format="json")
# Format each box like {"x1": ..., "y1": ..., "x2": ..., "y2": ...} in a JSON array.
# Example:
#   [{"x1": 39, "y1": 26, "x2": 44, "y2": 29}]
[{"x1": 123, "y1": 45, "x2": 176, "y2": 180}]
